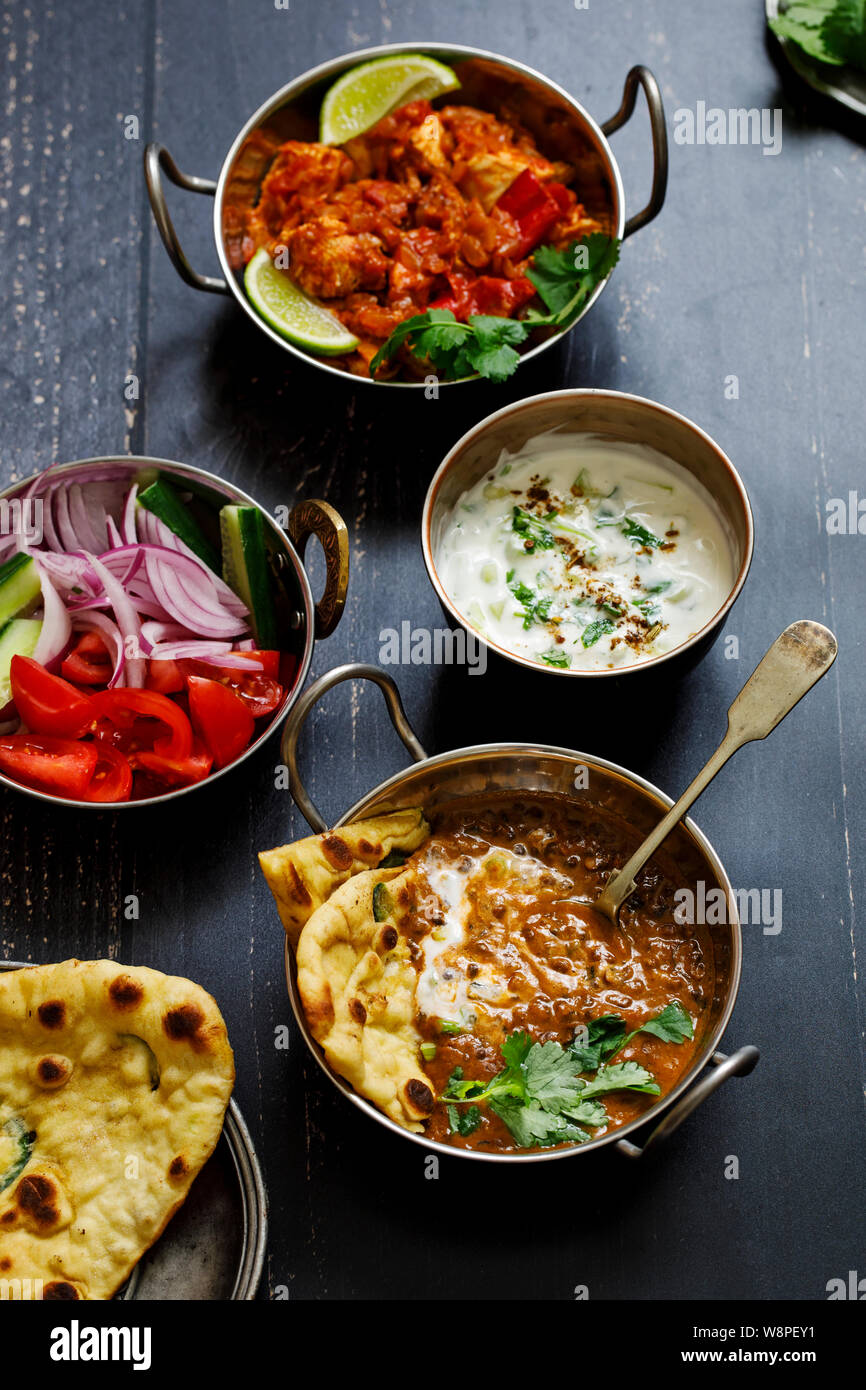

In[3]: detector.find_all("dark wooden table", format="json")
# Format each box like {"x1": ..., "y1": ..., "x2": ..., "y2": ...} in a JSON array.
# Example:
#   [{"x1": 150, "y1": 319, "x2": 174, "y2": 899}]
[{"x1": 2, "y1": 0, "x2": 863, "y2": 1301}]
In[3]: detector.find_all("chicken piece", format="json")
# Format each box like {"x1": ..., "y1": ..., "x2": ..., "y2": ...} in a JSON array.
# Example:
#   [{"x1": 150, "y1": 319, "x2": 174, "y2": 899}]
[
  {"x1": 405, "y1": 112, "x2": 449, "y2": 174},
  {"x1": 457, "y1": 150, "x2": 537, "y2": 213},
  {"x1": 261, "y1": 141, "x2": 353, "y2": 204},
  {"x1": 287, "y1": 216, "x2": 389, "y2": 299}
]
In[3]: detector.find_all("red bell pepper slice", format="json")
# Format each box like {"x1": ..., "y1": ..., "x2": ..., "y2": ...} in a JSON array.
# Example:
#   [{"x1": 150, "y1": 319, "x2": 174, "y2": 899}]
[
  {"x1": 61, "y1": 632, "x2": 113, "y2": 687},
  {"x1": 496, "y1": 169, "x2": 563, "y2": 257},
  {"x1": 429, "y1": 273, "x2": 536, "y2": 322},
  {"x1": 0, "y1": 734, "x2": 98, "y2": 799},
  {"x1": 81, "y1": 743, "x2": 133, "y2": 802},
  {"x1": 187, "y1": 675, "x2": 255, "y2": 770},
  {"x1": 10, "y1": 656, "x2": 95, "y2": 739},
  {"x1": 89, "y1": 689, "x2": 193, "y2": 761}
]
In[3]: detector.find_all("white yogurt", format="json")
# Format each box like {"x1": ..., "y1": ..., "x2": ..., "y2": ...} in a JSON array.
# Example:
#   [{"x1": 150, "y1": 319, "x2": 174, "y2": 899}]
[{"x1": 436, "y1": 430, "x2": 735, "y2": 671}]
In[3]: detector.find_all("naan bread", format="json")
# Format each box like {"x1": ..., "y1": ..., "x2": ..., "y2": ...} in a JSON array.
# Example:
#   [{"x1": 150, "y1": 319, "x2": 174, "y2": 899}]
[
  {"x1": 296, "y1": 867, "x2": 434, "y2": 1132},
  {"x1": 0, "y1": 959, "x2": 234, "y2": 1301},
  {"x1": 260, "y1": 808, "x2": 430, "y2": 948}
]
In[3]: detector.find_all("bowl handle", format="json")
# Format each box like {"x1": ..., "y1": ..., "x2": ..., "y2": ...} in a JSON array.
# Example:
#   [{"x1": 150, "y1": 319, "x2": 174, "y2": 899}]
[
  {"x1": 602, "y1": 66, "x2": 669, "y2": 238},
  {"x1": 615, "y1": 1045, "x2": 759, "y2": 1158},
  {"x1": 280, "y1": 663, "x2": 427, "y2": 832},
  {"x1": 144, "y1": 143, "x2": 229, "y2": 294},
  {"x1": 286, "y1": 499, "x2": 349, "y2": 640}
]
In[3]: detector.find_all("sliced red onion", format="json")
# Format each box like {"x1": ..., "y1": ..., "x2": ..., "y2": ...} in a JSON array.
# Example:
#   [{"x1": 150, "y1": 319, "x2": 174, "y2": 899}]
[
  {"x1": 69, "y1": 483, "x2": 108, "y2": 554},
  {"x1": 53, "y1": 486, "x2": 81, "y2": 554},
  {"x1": 149, "y1": 641, "x2": 263, "y2": 669},
  {"x1": 122, "y1": 485, "x2": 138, "y2": 544},
  {"x1": 32, "y1": 563, "x2": 72, "y2": 670},
  {"x1": 137, "y1": 509, "x2": 248, "y2": 616},
  {"x1": 86, "y1": 553, "x2": 146, "y2": 688},
  {"x1": 71, "y1": 611, "x2": 126, "y2": 688},
  {"x1": 105, "y1": 515, "x2": 124, "y2": 549},
  {"x1": 145, "y1": 552, "x2": 248, "y2": 638},
  {"x1": 141, "y1": 621, "x2": 199, "y2": 645}
]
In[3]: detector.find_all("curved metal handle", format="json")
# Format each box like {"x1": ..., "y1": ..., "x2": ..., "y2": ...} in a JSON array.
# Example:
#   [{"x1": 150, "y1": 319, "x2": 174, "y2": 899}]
[
  {"x1": 616, "y1": 1045, "x2": 759, "y2": 1158},
  {"x1": 286, "y1": 499, "x2": 349, "y2": 640},
  {"x1": 280, "y1": 663, "x2": 427, "y2": 832},
  {"x1": 144, "y1": 143, "x2": 229, "y2": 294},
  {"x1": 602, "y1": 65, "x2": 668, "y2": 238}
]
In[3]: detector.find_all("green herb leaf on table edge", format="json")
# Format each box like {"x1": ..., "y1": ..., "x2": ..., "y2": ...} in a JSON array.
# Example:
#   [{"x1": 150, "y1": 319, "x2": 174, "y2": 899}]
[{"x1": 769, "y1": 0, "x2": 866, "y2": 70}]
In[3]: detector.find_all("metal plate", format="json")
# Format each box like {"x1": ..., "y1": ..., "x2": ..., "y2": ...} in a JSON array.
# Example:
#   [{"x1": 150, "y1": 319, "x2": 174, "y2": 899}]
[
  {"x1": 0, "y1": 960, "x2": 267, "y2": 1300},
  {"x1": 766, "y1": 0, "x2": 866, "y2": 117}
]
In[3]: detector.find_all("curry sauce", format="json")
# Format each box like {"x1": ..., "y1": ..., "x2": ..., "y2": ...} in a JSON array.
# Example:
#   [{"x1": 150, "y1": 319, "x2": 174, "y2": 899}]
[{"x1": 402, "y1": 795, "x2": 713, "y2": 1152}]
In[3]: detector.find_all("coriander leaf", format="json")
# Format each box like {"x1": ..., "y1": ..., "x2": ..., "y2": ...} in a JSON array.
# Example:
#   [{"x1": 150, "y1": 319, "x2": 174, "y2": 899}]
[
  {"x1": 631, "y1": 1000, "x2": 694, "y2": 1046},
  {"x1": 622, "y1": 517, "x2": 663, "y2": 548},
  {"x1": 561, "y1": 1097, "x2": 609, "y2": 1128},
  {"x1": 448, "y1": 1104, "x2": 482, "y2": 1137},
  {"x1": 512, "y1": 505, "x2": 556, "y2": 551},
  {"x1": 539, "y1": 648, "x2": 571, "y2": 668},
  {"x1": 581, "y1": 617, "x2": 615, "y2": 648},
  {"x1": 370, "y1": 309, "x2": 470, "y2": 376},
  {"x1": 569, "y1": 1014, "x2": 628, "y2": 1071},
  {"x1": 490, "y1": 1097, "x2": 591, "y2": 1148},
  {"x1": 769, "y1": 1, "x2": 847, "y2": 63},
  {"x1": 499, "y1": 1030, "x2": 533, "y2": 1073},
  {"x1": 462, "y1": 315, "x2": 527, "y2": 384},
  {"x1": 821, "y1": 0, "x2": 866, "y2": 68},
  {"x1": 527, "y1": 233, "x2": 621, "y2": 328},
  {"x1": 523, "y1": 1041, "x2": 586, "y2": 1114},
  {"x1": 578, "y1": 1061, "x2": 661, "y2": 1100}
]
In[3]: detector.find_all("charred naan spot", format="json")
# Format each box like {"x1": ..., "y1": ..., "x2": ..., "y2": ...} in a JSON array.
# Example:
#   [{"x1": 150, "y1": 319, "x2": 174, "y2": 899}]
[
  {"x1": 0, "y1": 1211, "x2": 16, "y2": 1226},
  {"x1": 168, "y1": 1155, "x2": 188, "y2": 1180},
  {"x1": 378, "y1": 926, "x2": 398, "y2": 952},
  {"x1": 321, "y1": 834, "x2": 353, "y2": 871},
  {"x1": 37, "y1": 1000, "x2": 65, "y2": 1029},
  {"x1": 358, "y1": 837, "x2": 381, "y2": 857},
  {"x1": 36, "y1": 1054, "x2": 72, "y2": 1088},
  {"x1": 287, "y1": 862, "x2": 313, "y2": 908},
  {"x1": 43, "y1": 1281, "x2": 80, "y2": 1300},
  {"x1": 109, "y1": 975, "x2": 144, "y2": 1011},
  {"x1": 163, "y1": 1002, "x2": 205, "y2": 1045},
  {"x1": 0, "y1": 1256, "x2": 11, "y2": 1270},
  {"x1": 403, "y1": 1079, "x2": 434, "y2": 1116},
  {"x1": 396, "y1": 885, "x2": 411, "y2": 907},
  {"x1": 349, "y1": 998, "x2": 367, "y2": 1025},
  {"x1": 17, "y1": 1174, "x2": 59, "y2": 1228}
]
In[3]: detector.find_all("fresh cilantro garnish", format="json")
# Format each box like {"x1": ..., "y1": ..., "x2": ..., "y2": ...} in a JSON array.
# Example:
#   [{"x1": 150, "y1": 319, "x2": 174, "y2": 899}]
[
  {"x1": 622, "y1": 517, "x2": 664, "y2": 548},
  {"x1": 769, "y1": 0, "x2": 866, "y2": 69},
  {"x1": 569, "y1": 1002, "x2": 694, "y2": 1071},
  {"x1": 539, "y1": 648, "x2": 571, "y2": 668},
  {"x1": 581, "y1": 617, "x2": 615, "y2": 648},
  {"x1": 508, "y1": 576, "x2": 553, "y2": 629},
  {"x1": 447, "y1": 1104, "x2": 482, "y2": 1137},
  {"x1": 489, "y1": 1098, "x2": 592, "y2": 1149},
  {"x1": 512, "y1": 506, "x2": 556, "y2": 551},
  {"x1": 371, "y1": 232, "x2": 620, "y2": 382},
  {"x1": 578, "y1": 1062, "x2": 661, "y2": 1100},
  {"x1": 636, "y1": 1000, "x2": 694, "y2": 1045}
]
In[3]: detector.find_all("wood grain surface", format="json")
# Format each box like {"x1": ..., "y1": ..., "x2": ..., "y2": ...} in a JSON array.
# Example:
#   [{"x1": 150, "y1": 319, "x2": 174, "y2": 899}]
[{"x1": 0, "y1": 0, "x2": 863, "y2": 1300}]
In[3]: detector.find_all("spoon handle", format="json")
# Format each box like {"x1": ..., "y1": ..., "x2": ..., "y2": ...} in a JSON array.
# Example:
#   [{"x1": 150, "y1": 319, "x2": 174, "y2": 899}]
[{"x1": 596, "y1": 621, "x2": 837, "y2": 918}]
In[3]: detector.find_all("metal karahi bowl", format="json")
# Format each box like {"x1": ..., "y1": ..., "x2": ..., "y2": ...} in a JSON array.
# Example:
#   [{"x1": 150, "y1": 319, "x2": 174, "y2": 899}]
[
  {"x1": 144, "y1": 42, "x2": 668, "y2": 387},
  {"x1": 0, "y1": 455, "x2": 348, "y2": 810},
  {"x1": 279, "y1": 663, "x2": 759, "y2": 1164},
  {"x1": 422, "y1": 389, "x2": 755, "y2": 679}
]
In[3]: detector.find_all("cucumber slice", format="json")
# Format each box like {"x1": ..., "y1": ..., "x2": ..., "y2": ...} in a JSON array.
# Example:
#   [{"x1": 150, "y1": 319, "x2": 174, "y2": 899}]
[
  {"x1": 219, "y1": 505, "x2": 278, "y2": 649},
  {"x1": 0, "y1": 617, "x2": 42, "y2": 705},
  {"x1": 0, "y1": 553, "x2": 42, "y2": 627},
  {"x1": 138, "y1": 478, "x2": 221, "y2": 572}
]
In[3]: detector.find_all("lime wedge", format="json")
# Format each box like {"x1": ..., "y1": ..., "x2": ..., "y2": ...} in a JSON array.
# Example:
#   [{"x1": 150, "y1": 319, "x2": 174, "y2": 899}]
[
  {"x1": 243, "y1": 248, "x2": 359, "y2": 356},
  {"x1": 319, "y1": 53, "x2": 460, "y2": 146}
]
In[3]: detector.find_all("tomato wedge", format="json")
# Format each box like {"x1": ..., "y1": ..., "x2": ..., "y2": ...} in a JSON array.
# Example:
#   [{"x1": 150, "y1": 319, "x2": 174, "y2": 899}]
[
  {"x1": 81, "y1": 743, "x2": 133, "y2": 802},
  {"x1": 187, "y1": 675, "x2": 255, "y2": 770},
  {"x1": 61, "y1": 632, "x2": 113, "y2": 687},
  {"x1": 145, "y1": 658, "x2": 185, "y2": 695},
  {"x1": 0, "y1": 734, "x2": 98, "y2": 798},
  {"x1": 10, "y1": 656, "x2": 95, "y2": 739},
  {"x1": 90, "y1": 689, "x2": 193, "y2": 761},
  {"x1": 135, "y1": 738, "x2": 214, "y2": 788},
  {"x1": 179, "y1": 656, "x2": 284, "y2": 720}
]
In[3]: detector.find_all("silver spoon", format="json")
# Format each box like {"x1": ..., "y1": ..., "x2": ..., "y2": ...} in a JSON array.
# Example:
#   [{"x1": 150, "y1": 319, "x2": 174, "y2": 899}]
[{"x1": 591, "y1": 620, "x2": 838, "y2": 928}]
